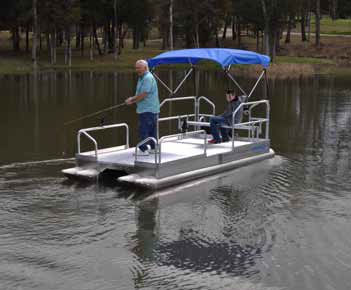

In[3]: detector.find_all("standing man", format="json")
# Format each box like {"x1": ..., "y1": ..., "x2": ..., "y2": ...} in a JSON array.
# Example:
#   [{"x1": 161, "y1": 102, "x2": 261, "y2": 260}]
[{"x1": 126, "y1": 60, "x2": 160, "y2": 156}]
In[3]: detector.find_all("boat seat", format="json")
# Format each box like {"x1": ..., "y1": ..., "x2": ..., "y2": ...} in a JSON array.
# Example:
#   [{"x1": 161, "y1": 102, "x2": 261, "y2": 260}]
[{"x1": 187, "y1": 121, "x2": 259, "y2": 131}]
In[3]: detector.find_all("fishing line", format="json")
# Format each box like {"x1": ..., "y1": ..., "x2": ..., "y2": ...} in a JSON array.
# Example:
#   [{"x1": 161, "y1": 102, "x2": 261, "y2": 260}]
[{"x1": 63, "y1": 101, "x2": 127, "y2": 126}]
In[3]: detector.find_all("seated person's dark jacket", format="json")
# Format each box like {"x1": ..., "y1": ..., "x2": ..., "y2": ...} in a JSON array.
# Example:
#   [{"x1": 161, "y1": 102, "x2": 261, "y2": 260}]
[{"x1": 220, "y1": 96, "x2": 243, "y2": 125}]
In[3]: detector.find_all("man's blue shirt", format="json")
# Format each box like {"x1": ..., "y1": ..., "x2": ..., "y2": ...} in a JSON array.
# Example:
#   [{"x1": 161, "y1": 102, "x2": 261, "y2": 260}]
[{"x1": 135, "y1": 71, "x2": 160, "y2": 114}]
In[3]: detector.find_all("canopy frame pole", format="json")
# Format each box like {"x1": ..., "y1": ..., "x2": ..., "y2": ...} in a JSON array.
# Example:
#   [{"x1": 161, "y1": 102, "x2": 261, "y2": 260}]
[
  {"x1": 173, "y1": 67, "x2": 194, "y2": 95},
  {"x1": 193, "y1": 65, "x2": 200, "y2": 125},
  {"x1": 225, "y1": 68, "x2": 248, "y2": 97},
  {"x1": 247, "y1": 69, "x2": 266, "y2": 100},
  {"x1": 152, "y1": 71, "x2": 173, "y2": 95},
  {"x1": 151, "y1": 67, "x2": 194, "y2": 97}
]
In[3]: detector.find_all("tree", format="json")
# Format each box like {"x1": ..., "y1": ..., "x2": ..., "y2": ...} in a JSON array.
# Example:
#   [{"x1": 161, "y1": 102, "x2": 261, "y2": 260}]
[
  {"x1": 32, "y1": 0, "x2": 38, "y2": 69},
  {"x1": 337, "y1": 0, "x2": 351, "y2": 18},
  {"x1": 315, "y1": 0, "x2": 321, "y2": 48},
  {"x1": 174, "y1": 0, "x2": 227, "y2": 48}
]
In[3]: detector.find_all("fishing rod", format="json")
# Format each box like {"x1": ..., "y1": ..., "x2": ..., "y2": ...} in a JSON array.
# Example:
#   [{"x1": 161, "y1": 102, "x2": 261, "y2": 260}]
[{"x1": 64, "y1": 101, "x2": 127, "y2": 126}]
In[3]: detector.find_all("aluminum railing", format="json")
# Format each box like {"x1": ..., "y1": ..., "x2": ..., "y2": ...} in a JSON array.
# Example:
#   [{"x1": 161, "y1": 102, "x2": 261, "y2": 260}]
[
  {"x1": 77, "y1": 123, "x2": 129, "y2": 159},
  {"x1": 135, "y1": 137, "x2": 158, "y2": 163},
  {"x1": 158, "y1": 130, "x2": 207, "y2": 163},
  {"x1": 134, "y1": 130, "x2": 207, "y2": 164},
  {"x1": 157, "y1": 96, "x2": 270, "y2": 149},
  {"x1": 231, "y1": 100, "x2": 270, "y2": 149},
  {"x1": 197, "y1": 96, "x2": 216, "y2": 119},
  {"x1": 159, "y1": 96, "x2": 197, "y2": 109},
  {"x1": 158, "y1": 96, "x2": 198, "y2": 139}
]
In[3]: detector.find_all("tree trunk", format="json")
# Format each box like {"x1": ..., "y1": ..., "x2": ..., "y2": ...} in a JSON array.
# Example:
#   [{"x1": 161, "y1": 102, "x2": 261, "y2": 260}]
[
  {"x1": 263, "y1": 25, "x2": 269, "y2": 55},
  {"x1": 106, "y1": 19, "x2": 113, "y2": 53},
  {"x1": 51, "y1": 30, "x2": 57, "y2": 64},
  {"x1": 232, "y1": 16, "x2": 236, "y2": 40},
  {"x1": 330, "y1": 0, "x2": 338, "y2": 20},
  {"x1": 57, "y1": 31, "x2": 63, "y2": 47},
  {"x1": 64, "y1": 31, "x2": 68, "y2": 65},
  {"x1": 270, "y1": 30, "x2": 276, "y2": 62},
  {"x1": 103, "y1": 24, "x2": 108, "y2": 54},
  {"x1": 285, "y1": 15, "x2": 292, "y2": 43},
  {"x1": 307, "y1": 11, "x2": 311, "y2": 41},
  {"x1": 133, "y1": 26, "x2": 140, "y2": 49},
  {"x1": 113, "y1": 0, "x2": 118, "y2": 59},
  {"x1": 169, "y1": 0, "x2": 174, "y2": 49},
  {"x1": 53, "y1": 29, "x2": 57, "y2": 64},
  {"x1": 25, "y1": 26, "x2": 29, "y2": 53},
  {"x1": 119, "y1": 24, "x2": 127, "y2": 51},
  {"x1": 39, "y1": 25, "x2": 42, "y2": 53},
  {"x1": 50, "y1": 33, "x2": 54, "y2": 64},
  {"x1": 256, "y1": 29, "x2": 260, "y2": 51},
  {"x1": 215, "y1": 30, "x2": 220, "y2": 47},
  {"x1": 109, "y1": 19, "x2": 114, "y2": 51},
  {"x1": 315, "y1": 0, "x2": 321, "y2": 48},
  {"x1": 32, "y1": 0, "x2": 38, "y2": 70},
  {"x1": 68, "y1": 28, "x2": 72, "y2": 67},
  {"x1": 81, "y1": 25, "x2": 85, "y2": 56},
  {"x1": 260, "y1": 0, "x2": 270, "y2": 55},
  {"x1": 194, "y1": 25, "x2": 200, "y2": 48},
  {"x1": 37, "y1": 24, "x2": 43, "y2": 56},
  {"x1": 89, "y1": 27, "x2": 94, "y2": 61},
  {"x1": 141, "y1": 27, "x2": 146, "y2": 47},
  {"x1": 64, "y1": 28, "x2": 72, "y2": 66},
  {"x1": 236, "y1": 21, "x2": 241, "y2": 47},
  {"x1": 222, "y1": 14, "x2": 230, "y2": 39},
  {"x1": 12, "y1": 25, "x2": 20, "y2": 52},
  {"x1": 162, "y1": 36, "x2": 167, "y2": 50},
  {"x1": 275, "y1": 28, "x2": 281, "y2": 51},
  {"x1": 301, "y1": 14, "x2": 306, "y2": 41},
  {"x1": 93, "y1": 22, "x2": 103, "y2": 56},
  {"x1": 76, "y1": 24, "x2": 80, "y2": 49},
  {"x1": 46, "y1": 31, "x2": 50, "y2": 60}
]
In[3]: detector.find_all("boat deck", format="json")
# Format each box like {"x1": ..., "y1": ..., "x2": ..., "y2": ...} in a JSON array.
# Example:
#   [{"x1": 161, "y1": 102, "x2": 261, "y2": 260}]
[
  {"x1": 79, "y1": 137, "x2": 252, "y2": 167},
  {"x1": 63, "y1": 95, "x2": 273, "y2": 188}
]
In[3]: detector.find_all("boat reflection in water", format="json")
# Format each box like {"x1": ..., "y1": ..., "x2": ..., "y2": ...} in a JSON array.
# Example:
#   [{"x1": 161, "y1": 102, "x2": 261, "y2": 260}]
[{"x1": 129, "y1": 156, "x2": 283, "y2": 290}]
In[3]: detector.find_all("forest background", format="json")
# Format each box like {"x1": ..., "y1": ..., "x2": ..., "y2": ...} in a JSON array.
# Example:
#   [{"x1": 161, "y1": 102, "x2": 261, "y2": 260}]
[{"x1": 0, "y1": 0, "x2": 350, "y2": 76}]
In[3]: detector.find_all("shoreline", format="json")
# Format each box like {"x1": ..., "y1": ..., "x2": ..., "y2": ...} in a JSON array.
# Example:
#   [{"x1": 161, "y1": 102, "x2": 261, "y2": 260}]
[
  {"x1": 0, "y1": 38, "x2": 350, "y2": 78},
  {"x1": 0, "y1": 60, "x2": 349, "y2": 79}
]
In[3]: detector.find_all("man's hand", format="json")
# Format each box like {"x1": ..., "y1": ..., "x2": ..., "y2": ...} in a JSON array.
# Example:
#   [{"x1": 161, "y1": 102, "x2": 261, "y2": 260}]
[{"x1": 125, "y1": 97, "x2": 134, "y2": 105}]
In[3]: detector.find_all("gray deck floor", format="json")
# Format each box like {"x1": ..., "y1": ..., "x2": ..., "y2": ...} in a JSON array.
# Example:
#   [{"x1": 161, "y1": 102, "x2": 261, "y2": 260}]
[{"x1": 79, "y1": 137, "x2": 251, "y2": 166}]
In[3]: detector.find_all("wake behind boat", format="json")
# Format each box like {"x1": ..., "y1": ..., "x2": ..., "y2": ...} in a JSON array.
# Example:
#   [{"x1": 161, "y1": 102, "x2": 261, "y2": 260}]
[{"x1": 62, "y1": 48, "x2": 274, "y2": 189}]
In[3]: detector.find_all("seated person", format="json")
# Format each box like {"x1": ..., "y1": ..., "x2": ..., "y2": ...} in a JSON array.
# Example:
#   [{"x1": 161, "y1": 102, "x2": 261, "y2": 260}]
[{"x1": 208, "y1": 89, "x2": 243, "y2": 144}]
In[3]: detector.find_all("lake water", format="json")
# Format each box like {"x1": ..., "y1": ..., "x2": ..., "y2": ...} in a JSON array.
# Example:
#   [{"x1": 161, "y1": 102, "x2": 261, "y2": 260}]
[{"x1": 0, "y1": 71, "x2": 351, "y2": 290}]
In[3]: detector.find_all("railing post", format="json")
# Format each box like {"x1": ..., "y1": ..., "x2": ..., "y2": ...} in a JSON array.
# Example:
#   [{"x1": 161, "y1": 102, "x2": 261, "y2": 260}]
[
  {"x1": 76, "y1": 123, "x2": 129, "y2": 157},
  {"x1": 77, "y1": 131, "x2": 81, "y2": 154},
  {"x1": 266, "y1": 101, "x2": 270, "y2": 139}
]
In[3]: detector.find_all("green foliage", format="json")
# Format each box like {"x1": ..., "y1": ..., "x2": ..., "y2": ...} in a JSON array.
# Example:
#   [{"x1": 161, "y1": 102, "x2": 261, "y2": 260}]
[
  {"x1": 338, "y1": 0, "x2": 351, "y2": 18},
  {"x1": 0, "y1": 0, "x2": 350, "y2": 57}
]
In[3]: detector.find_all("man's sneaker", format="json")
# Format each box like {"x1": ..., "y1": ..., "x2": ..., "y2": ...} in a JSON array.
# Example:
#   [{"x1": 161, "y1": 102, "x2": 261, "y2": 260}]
[
  {"x1": 133, "y1": 149, "x2": 149, "y2": 156},
  {"x1": 208, "y1": 139, "x2": 221, "y2": 144}
]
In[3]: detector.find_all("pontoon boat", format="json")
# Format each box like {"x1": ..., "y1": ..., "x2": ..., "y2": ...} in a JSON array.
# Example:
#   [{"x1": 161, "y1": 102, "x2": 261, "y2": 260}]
[{"x1": 62, "y1": 48, "x2": 274, "y2": 189}]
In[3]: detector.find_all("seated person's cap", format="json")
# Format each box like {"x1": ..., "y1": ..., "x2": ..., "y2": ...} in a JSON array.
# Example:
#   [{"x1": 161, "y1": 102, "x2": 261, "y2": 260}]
[{"x1": 226, "y1": 89, "x2": 234, "y2": 94}]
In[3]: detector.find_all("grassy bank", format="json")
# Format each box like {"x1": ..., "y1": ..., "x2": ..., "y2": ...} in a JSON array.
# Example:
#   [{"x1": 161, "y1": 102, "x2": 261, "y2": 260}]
[
  {"x1": 0, "y1": 31, "x2": 350, "y2": 78},
  {"x1": 0, "y1": 39, "x2": 164, "y2": 74},
  {"x1": 295, "y1": 16, "x2": 351, "y2": 35}
]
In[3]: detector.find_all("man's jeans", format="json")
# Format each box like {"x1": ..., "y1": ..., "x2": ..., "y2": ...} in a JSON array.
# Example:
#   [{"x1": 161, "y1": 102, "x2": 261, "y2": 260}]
[
  {"x1": 210, "y1": 116, "x2": 229, "y2": 142},
  {"x1": 138, "y1": 112, "x2": 158, "y2": 152}
]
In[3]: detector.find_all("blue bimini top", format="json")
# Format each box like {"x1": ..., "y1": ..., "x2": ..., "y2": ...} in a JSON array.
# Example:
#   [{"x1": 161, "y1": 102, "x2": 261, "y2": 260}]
[{"x1": 148, "y1": 48, "x2": 270, "y2": 69}]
